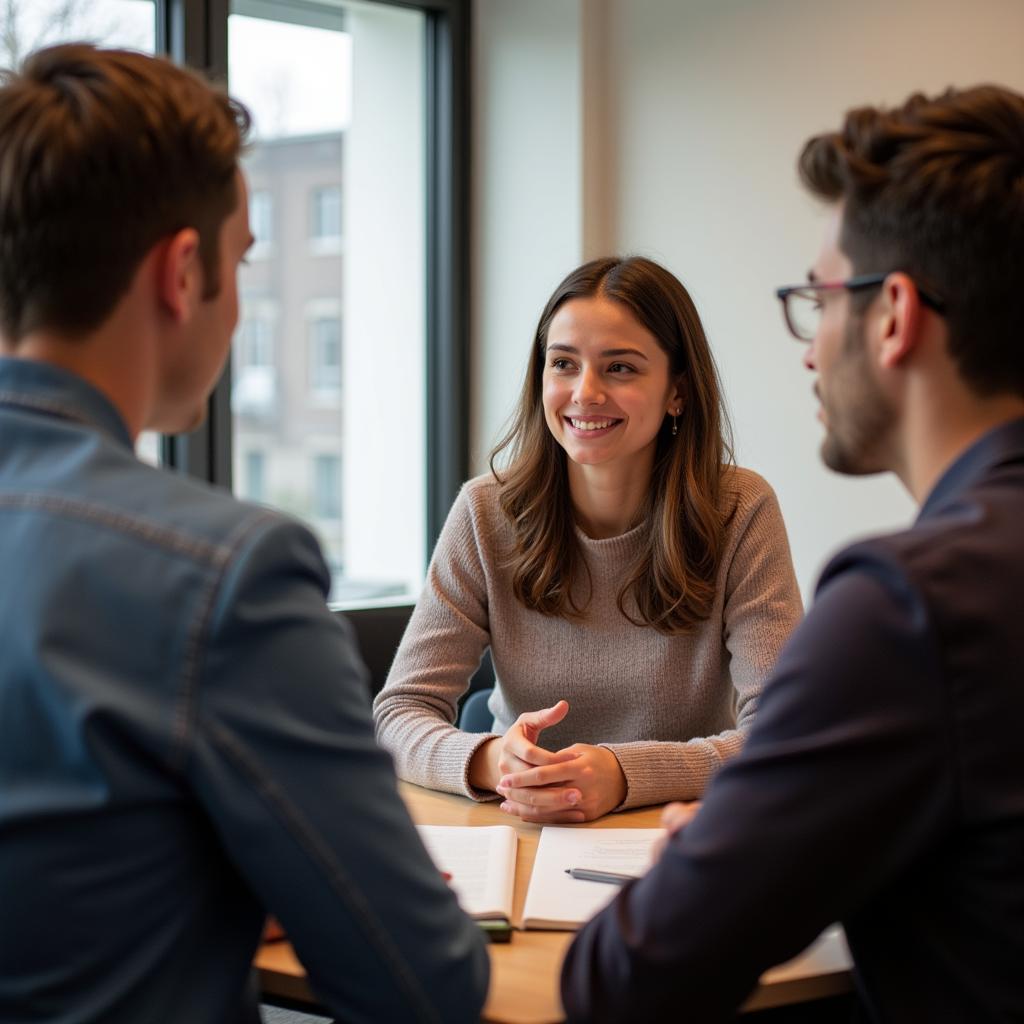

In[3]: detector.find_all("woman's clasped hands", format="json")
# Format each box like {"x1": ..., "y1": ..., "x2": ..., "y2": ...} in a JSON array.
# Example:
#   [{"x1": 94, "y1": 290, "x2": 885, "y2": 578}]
[{"x1": 471, "y1": 700, "x2": 627, "y2": 823}]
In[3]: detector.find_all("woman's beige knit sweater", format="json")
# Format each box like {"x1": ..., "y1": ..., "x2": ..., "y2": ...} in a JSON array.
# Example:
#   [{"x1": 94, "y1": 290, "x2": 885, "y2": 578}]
[{"x1": 373, "y1": 467, "x2": 802, "y2": 809}]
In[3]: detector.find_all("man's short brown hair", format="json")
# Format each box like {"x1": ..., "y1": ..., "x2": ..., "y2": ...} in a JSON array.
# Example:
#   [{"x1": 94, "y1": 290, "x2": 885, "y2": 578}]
[
  {"x1": 799, "y1": 85, "x2": 1024, "y2": 397},
  {"x1": 0, "y1": 44, "x2": 251, "y2": 342}
]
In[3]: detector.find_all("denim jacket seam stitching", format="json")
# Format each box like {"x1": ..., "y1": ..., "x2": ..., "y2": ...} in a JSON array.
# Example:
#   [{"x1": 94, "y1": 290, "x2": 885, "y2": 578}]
[
  {"x1": 207, "y1": 722, "x2": 442, "y2": 1024},
  {"x1": 0, "y1": 493, "x2": 230, "y2": 565},
  {"x1": 172, "y1": 511, "x2": 279, "y2": 770},
  {"x1": 0, "y1": 387, "x2": 119, "y2": 440},
  {"x1": 0, "y1": 390, "x2": 98, "y2": 430}
]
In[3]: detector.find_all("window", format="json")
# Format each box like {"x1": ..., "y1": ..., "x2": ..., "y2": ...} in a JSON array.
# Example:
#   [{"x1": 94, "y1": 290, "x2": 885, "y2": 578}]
[
  {"x1": 83, "y1": 0, "x2": 473, "y2": 611},
  {"x1": 228, "y1": 0, "x2": 447, "y2": 605},
  {"x1": 310, "y1": 185, "x2": 342, "y2": 254},
  {"x1": 0, "y1": 0, "x2": 158, "y2": 461},
  {"x1": 238, "y1": 315, "x2": 274, "y2": 368},
  {"x1": 244, "y1": 450, "x2": 266, "y2": 503},
  {"x1": 249, "y1": 189, "x2": 273, "y2": 258},
  {"x1": 309, "y1": 314, "x2": 342, "y2": 395},
  {"x1": 0, "y1": 0, "x2": 154, "y2": 62},
  {"x1": 313, "y1": 453, "x2": 342, "y2": 520},
  {"x1": 311, "y1": 186, "x2": 342, "y2": 240},
  {"x1": 232, "y1": 301, "x2": 278, "y2": 419},
  {"x1": 1, "y1": 1, "x2": 470, "y2": 611}
]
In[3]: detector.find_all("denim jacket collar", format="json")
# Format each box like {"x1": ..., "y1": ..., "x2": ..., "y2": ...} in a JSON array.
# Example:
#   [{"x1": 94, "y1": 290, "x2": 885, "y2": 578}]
[{"x1": 0, "y1": 356, "x2": 133, "y2": 450}]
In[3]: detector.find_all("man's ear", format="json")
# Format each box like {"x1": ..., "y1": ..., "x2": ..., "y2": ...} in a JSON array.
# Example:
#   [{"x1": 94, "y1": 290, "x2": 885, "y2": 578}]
[
  {"x1": 155, "y1": 228, "x2": 202, "y2": 324},
  {"x1": 877, "y1": 271, "x2": 924, "y2": 369}
]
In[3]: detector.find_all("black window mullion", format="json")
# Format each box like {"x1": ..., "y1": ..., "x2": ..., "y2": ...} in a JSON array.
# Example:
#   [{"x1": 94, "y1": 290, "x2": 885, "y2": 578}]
[
  {"x1": 159, "y1": 0, "x2": 233, "y2": 489},
  {"x1": 424, "y1": 0, "x2": 469, "y2": 549}
]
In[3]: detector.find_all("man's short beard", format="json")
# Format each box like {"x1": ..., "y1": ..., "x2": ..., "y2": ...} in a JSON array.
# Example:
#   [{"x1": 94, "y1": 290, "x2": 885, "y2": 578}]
[{"x1": 820, "y1": 312, "x2": 894, "y2": 476}]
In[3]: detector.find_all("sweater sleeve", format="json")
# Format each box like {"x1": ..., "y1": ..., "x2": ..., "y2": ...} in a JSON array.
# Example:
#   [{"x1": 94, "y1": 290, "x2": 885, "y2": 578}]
[
  {"x1": 372, "y1": 484, "x2": 500, "y2": 800},
  {"x1": 602, "y1": 475, "x2": 803, "y2": 808}
]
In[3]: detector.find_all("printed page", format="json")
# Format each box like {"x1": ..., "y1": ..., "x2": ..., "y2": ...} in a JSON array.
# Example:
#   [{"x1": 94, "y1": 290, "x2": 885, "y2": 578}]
[
  {"x1": 417, "y1": 825, "x2": 517, "y2": 922},
  {"x1": 522, "y1": 826, "x2": 665, "y2": 930}
]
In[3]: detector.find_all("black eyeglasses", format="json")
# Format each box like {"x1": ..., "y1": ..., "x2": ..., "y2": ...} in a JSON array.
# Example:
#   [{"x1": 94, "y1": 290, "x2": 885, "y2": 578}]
[{"x1": 774, "y1": 273, "x2": 946, "y2": 342}]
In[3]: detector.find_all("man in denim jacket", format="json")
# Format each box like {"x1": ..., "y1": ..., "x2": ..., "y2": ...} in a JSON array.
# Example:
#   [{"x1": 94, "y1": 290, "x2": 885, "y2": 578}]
[{"x1": 0, "y1": 45, "x2": 487, "y2": 1023}]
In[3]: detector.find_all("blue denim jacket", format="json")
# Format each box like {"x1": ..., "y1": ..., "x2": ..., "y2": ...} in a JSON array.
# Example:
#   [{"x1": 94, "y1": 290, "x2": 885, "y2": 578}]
[{"x1": 0, "y1": 358, "x2": 488, "y2": 1024}]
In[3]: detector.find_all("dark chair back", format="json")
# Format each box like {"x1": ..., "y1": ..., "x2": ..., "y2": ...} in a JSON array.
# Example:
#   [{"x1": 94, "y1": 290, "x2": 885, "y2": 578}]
[
  {"x1": 340, "y1": 604, "x2": 414, "y2": 696},
  {"x1": 339, "y1": 604, "x2": 495, "y2": 716}
]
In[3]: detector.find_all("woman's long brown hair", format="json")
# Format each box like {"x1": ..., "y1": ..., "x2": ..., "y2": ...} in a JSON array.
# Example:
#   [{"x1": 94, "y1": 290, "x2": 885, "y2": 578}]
[{"x1": 489, "y1": 256, "x2": 734, "y2": 635}]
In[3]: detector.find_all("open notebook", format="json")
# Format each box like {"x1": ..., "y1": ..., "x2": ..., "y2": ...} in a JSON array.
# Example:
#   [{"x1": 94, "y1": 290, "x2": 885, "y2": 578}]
[
  {"x1": 417, "y1": 824, "x2": 518, "y2": 922},
  {"x1": 418, "y1": 823, "x2": 664, "y2": 930},
  {"x1": 521, "y1": 825, "x2": 664, "y2": 930}
]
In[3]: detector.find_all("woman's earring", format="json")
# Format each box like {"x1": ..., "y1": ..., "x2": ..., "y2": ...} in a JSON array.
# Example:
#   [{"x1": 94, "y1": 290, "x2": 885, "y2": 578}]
[{"x1": 671, "y1": 412, "x2": 678, "y2": 437}]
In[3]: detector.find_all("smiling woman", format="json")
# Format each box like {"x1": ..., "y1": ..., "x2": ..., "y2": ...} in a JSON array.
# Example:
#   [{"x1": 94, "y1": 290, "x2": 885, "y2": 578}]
[
  {"x1": 373, "y1": 255, "x2": 804, "y2": 822},
  {"x1": 543, "y1": 293, "x2": 680, "y2": 505}
]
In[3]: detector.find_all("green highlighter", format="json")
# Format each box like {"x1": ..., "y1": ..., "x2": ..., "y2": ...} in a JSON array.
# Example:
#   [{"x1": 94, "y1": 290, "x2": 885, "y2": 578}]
[{"x1": 477, "y1": 920, "x2": 513, "y2": 943}]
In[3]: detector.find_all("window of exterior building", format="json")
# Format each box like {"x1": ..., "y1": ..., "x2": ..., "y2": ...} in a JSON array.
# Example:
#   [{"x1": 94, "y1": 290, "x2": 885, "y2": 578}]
[
  {"x1": 311, "y1": 185, "x2": 341, "y2": 240},
  {"x1": 249, "y1": 189, "x2": 274, "y2": 259},
  {"x1": 309, "y1": 315, "x2": 342, "y2": 395},
  {"x1": 312, "y1": 453, "x2": 342, "y2": 521},
  {"x1": 232, "y1": 300, "x2": 279, "y2": 420},
  {"x1": 238, "y1": 315, "x2": 274, "y2": 368},
  {"x1": 245, "y1": 450, "x2": 266, "y2": 503},
  {"x1": 229, "y1": 0, "x2": 434, "y2": 604}
]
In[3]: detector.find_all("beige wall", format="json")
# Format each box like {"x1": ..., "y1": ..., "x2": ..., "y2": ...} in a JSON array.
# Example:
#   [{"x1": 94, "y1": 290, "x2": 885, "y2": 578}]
[{"x1": 472, "y1": 0, "x2": 1024, "y2": 598}]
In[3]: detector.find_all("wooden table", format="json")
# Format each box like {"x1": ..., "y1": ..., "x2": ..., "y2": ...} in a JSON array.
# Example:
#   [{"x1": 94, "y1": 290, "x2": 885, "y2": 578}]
[{"x1": 256, "y1": 783, "x2": 852, "y2": 1023}]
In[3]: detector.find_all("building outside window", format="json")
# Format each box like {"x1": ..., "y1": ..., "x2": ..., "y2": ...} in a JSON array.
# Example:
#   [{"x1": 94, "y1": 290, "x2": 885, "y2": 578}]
[
  {"x1": 309, "y1": 314, "x2": 342, "y2": 395},
  {"x1": 232, "y1": 300, "x2": 278, "y2": 420},
  {"x1": 310, "y1": 185, "x2": 342, "y2": 252},
  {"x1": 244, "y1": 450, "x2": 266, "y2": 503},
  {"x1": 229, "y1": 1, "x2": 431, "y2": 604},
  {"x1": 248, "y1": 189, "x2": 274, "y2": 259},
  {"x1": 238, "y1": 314, "x2": 274, "y2": 368},
  {"x1": 313, "y1": 453, "x2": 342, "y2": 521}
]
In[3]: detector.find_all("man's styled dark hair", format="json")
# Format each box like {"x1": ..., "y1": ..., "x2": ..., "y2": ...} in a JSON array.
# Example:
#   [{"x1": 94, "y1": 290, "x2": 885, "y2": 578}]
[
  {"x1": 799, "y1": 85, "x2": 1024, "y2": 397},
  {"x1": 0, "y1": 44, "x2": 251, "y2": 342}
]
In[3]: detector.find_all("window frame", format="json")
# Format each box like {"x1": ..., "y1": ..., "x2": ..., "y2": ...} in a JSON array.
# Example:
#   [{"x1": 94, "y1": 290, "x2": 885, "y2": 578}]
[
  {"x1": 309, "y1": 184, "x2": 342, "y2": 246},
  {"x1": 305, "y1": 300, "x2": 343, "y2": 398},
  {"x1": 248, "y1": 188, "x2": 274, "y2": 256},
  {"x1": 157, "y1": 0, "x2": 470, "y2": 575},
  {"x1": 243, "y1": 448, "x2": 266, "y2": 502},
  {"x1": 312, "y1": 452, "x2": 343, "y2": 522}
]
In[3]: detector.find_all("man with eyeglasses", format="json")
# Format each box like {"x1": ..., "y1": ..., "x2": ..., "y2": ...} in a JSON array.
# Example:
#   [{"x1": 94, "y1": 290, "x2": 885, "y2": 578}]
[{"x1": 561, "y1": 84, "x2": 1024, "y2": 1022}]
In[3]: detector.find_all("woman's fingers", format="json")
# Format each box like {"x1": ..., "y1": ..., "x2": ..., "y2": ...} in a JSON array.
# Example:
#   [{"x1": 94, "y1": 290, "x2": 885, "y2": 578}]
[
  {"x1": 498, "y1": 757, "x2": 582, "y2": 791},
  {"x1": 490, "y1": 700, "x2": 575, "y2": 782},
  {"x1": 498, "y1": 797, "x2": 587, "y2": 824},
  {"x1": 517, "y1": 700, "x2": 570, "y2": 746},
  {"x1": 518, "y1": 699, "x2": 570, "y2": 733},
  {"x1": 501, "y1": 730, "x2": 577, "y2": 771},
  {"x1": 497, "y1": 782, "x2": 582, "y2": 810}
]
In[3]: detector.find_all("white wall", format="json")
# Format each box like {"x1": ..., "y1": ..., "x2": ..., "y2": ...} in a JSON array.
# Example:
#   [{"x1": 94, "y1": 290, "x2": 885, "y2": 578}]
[
  {"x1": 471, "y1": 0, "x2": 585, "y2": 469},
  {"x1": 472, "y1": 0, "x2": 1024, "y2": 599}
]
